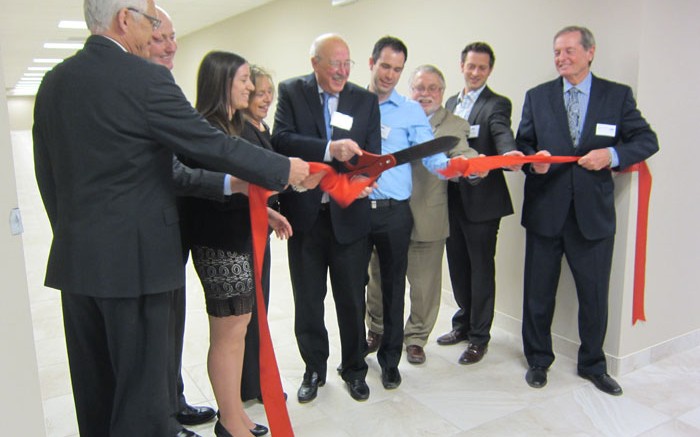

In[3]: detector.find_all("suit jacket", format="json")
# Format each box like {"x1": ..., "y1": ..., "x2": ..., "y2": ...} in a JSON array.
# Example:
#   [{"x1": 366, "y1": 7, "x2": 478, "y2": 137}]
[
  {"x1": 445, "y1": 86, "x2": 517, "y2": 222},
  {"x1": 271, "y1": 73, "x2": 381, "y2": 244},
  {"x1": 516, "y1": 74, "x2": 659, "y2": 239},
  {"x1": 33, "y1": 35, "x2": 290, "y2": 298},
  {"x1": 409, "y1": 107, "x2": 475, "y2": 242}
]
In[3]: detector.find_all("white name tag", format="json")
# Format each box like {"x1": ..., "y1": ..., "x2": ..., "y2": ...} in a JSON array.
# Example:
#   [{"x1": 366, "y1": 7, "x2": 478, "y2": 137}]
[
  {"x1": 331, "y1": 111, "x2": 353, "y2": 131},
  {"x1": 469, "y1": 124, "x2": 480, "y2": 139},
  {"x1": 596, "y1": 123, "x2": 617, "y2": 137},
  {"x1": 381, "y1": 124, "x2": 392, "y2": 140}
]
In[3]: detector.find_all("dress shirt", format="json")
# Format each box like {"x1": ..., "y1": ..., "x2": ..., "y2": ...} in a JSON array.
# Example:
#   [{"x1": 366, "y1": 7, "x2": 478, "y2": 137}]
[
  {"x1": 563, "y1": 72, "x2": 619, "y2": 166},
  {"x1": 318, "y1": 85, "x2": 339, "y2": 162},
  {"x1": 453, "y1": 84, "x2": 486, "y2": 120},
  {"x1": 369, "y1": 89, "x2": 448, "y2": 201}
]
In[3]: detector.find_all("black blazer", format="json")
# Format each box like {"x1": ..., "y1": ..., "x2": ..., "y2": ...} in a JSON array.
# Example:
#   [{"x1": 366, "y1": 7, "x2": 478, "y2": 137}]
[
  {"x1": 271, "y1": 73, "x2": 381, "y2": 244},
  {"x1": 33, "y1": 35, "x2": 290, "y2": 298},
  {"x1": 445, "y1": 86, "x2": 517, "y2": 222},
  {"x1": 516, "y1": 75, "x2": 659, "y2": 239}
]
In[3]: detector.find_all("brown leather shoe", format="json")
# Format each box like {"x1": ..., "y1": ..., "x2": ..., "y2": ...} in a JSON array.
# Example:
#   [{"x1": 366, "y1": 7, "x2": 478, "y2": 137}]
[
  {"x1": 458, "y1": 343, "x2": 487, "y2": 364},
  {"x1": 436, "y1": 329, "x2": 469, "y2": 345},
  {"x1": 366, "y1": 330, "x2": 382, "y2": 354},
  {"x1": 405, "y1": 345, "x2": 426, "y2": 364}
]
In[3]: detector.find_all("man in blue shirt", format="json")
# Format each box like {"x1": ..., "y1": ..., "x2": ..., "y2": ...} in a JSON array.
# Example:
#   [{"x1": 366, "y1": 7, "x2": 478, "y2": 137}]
[{"x1": 365, "y1": 36, "x2": 449, "y2": 389}]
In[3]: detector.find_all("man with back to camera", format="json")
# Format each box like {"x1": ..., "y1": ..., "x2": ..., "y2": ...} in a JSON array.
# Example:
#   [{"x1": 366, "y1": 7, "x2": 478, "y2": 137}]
[
  {"x1": 437, "y1": 41, "x2": 523, "y2": 366},
  {"x1": 32, "y1": 1, "x2": 310, "y2": 435},
  {"x1": 271, "y1": 33, "x2": 381, "y2": 403},
  {"x1": 516, "y1": 25, "x2": 658, "y2": 395}
]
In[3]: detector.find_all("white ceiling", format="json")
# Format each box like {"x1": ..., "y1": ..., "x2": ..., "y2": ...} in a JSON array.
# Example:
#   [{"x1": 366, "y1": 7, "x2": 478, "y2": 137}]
[{"x1": 0, "y1": 0, "x2": 275, "y2": 95}]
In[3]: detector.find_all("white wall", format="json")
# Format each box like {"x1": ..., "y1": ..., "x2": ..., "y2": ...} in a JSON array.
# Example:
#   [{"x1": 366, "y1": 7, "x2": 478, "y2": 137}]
[
  {"x1": 0, "y1": 47, "x2": 46, "y2": 436},
  {"x1": 6, "y1": 96, "x2": 34, "y2": 131},
  {"x1": 171, "y1": 0, "x2": 700, "y2": 373}
]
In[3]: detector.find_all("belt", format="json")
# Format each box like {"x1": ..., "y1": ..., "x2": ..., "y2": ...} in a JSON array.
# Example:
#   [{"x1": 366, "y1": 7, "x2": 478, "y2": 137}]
[{"x1": 370, "y1": 198, "x2": 408, "y2": 209}]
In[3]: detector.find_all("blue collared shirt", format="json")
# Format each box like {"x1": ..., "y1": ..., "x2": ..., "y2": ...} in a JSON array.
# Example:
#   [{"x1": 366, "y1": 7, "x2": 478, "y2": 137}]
[
  {"x1": 564, "y1": 72, "x2": 619, "y2": 166},
  {"x1": 454, "y1": 84, "x2": 486, "y2": 121},
  {"x1": 370, "y1": 89, "x2": 449, "y2": 200}
]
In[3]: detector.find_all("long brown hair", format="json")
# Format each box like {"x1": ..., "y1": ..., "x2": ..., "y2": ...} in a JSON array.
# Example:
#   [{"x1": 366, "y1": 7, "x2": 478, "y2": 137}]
[{"x1": 195, "y1": 51, "x2": 247, "y2": 136}]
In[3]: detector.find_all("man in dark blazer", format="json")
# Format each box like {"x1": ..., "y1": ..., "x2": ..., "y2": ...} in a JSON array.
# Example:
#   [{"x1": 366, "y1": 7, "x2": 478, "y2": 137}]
[
  {"x1": 32, "y1": 2, "x2": 309, "y2": 436},
  {"x1": 272, "y1": 33, "x2": 381, "y2": 403},
  {"x1": 516, "y1": 26, "x2": 659, "y2": 395},
  {"x1": 439, "y1": 42, "x2": 522, "y2": 365}
]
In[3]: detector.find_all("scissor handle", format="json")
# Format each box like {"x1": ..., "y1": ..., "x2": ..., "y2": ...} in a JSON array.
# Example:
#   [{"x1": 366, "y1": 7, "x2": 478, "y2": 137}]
[{"x1": 344, "y1": 152, "x2": 397, "y2": 178}]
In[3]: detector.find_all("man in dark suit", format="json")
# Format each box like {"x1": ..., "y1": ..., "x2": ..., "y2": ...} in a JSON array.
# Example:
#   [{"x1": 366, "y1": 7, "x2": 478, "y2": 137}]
[
  {"x1": 516, "y1": 26, "x2": 659, "y2": 395},
  {"x1": 32, "y1": 1, "x2": 309, "y2": 436},
  {"x1": 150, "y1": 7, "x2": 217, "y2": 428},
  {"x1": 272, "y1": 33, "x2": 381, "y2": 403},
  {"x1": 438, "y1": 42, "x2": 522, "y2": 365}
]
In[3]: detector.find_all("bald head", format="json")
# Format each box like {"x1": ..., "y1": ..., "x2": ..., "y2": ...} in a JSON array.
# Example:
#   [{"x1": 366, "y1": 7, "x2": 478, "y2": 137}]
[
  {"x1": 310, "y1": 33, "x2": 352, "y2": 94},
  {"x1": 150, "y1": 6, "x2": 177, "y2": 70}
]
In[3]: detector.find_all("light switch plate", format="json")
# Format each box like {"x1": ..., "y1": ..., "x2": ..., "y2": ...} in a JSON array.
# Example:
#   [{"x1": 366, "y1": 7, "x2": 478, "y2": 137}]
[{"x1": 10, "y1": 208, "x2": 24, "y2": 236}]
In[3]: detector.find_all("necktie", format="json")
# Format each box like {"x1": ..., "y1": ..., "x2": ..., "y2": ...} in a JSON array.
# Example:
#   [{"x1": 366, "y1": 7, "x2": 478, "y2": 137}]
[
  {"x1": 566, "y1": 87, "x2": 580, "y2": 146},
  {"x1": 322, "y1": 92, "x2": 332, "y2": 140}
]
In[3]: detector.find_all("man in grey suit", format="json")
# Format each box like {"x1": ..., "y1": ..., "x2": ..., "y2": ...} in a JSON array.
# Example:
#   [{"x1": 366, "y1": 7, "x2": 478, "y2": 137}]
[
  {"x1": 32, "y1": 1, "x2": 309, "y2": 436},
  {"x1": 366, "y1": 64, "x2": 477, "y2": 365},
  {"x1": 438, "y1": 42, "x2": 522, "y2": 365},
  {"x1": 516, "y1": 25, "x2": 658, "y2": 395}
]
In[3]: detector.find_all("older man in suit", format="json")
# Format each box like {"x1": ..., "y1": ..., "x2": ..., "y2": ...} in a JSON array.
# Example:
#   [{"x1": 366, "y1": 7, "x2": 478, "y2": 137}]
[
  {"x1": 272, "y1": 33, "x2": 381, "y2": 403},
  {"x1": 32, "y1": 1, "x2": 309, "y2": 436},
  {"x1": 438, "y1": 42, "x2": 522, "y2": 365},
  {"x1": 516, "y1": 25, "x2": 658, "y2": 395}
]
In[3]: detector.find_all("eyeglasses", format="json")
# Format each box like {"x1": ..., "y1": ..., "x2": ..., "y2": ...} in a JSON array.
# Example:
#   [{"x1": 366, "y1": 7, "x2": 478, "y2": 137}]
[
  {"x1": 127, "y1": 7, "x2": 162, "y2": 30},
  {"x1": 412, "y1": 85, "x2": 443, "y2": 93},
  {"x1": 325, "y1": 59, "x2": 355, "y2": 70}
]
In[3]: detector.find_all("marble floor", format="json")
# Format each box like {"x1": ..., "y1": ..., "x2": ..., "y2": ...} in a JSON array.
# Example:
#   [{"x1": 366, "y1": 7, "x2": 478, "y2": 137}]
[{"x1": 12, "y1": 130, "x2": 700, "y2": 437}]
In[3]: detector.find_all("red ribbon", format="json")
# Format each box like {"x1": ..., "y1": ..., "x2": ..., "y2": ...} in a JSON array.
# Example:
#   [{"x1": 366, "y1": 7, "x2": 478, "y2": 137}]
[
  {"x1": 247, "y1": 162, "x2": 374, "y2": 436},
  {"x1": 440, "y1": 155, "x2": 652, "y2": 326},
  {"x1": 622, "y1": 162, "x2": 652, "y2": 325}
]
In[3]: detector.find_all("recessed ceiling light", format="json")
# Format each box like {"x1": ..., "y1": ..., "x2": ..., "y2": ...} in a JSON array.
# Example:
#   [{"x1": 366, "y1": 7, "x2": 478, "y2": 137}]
[
  {"x1": 33, "y1": 58, "x2": 63, "y2": 63},
  {"x1": 28, "y1": 66, "x2": 52, "y2": 71},
  {"x1": 44, "y1": 42, "x2": 84, "y2": 49},
  {"x1": 59, "y1": 20, "x2": 87, "y2": 29},
  {"x1": 24, "y1": 73, "x2": 45, "y2": 77}
]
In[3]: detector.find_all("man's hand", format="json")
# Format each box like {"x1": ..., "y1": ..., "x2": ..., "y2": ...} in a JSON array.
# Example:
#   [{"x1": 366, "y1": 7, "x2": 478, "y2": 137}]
[
  {"x1": 473, "y1": 153, "x2": 490, "y2": 178},
  {"x1": 229, "y1": 176, "x2": 249, "y2": 195},
  {"x1": 329, "y1": 139, "x2": 363, "y2": 162},
  {"x1": 353, "y1": 176, "x2": 376, "y2": 199},
  {"x1": 268, "y1": 207, "x2": 293, "y2": 240},
  {"x1": 287, "y1": 157, "x2": 310, "y2": 186},
  {"x1": 502, "y1": 150, "x2": 525, "y2": 171},
  {"x1": 578, "y1": 148, "x2": 612, "y2": 171},
  {"x1": 301, "y1": 171, "x2": 326, "y2": 190},
  {"x1": 531, "y1": 150, "x2": 551, "y2": 174}
]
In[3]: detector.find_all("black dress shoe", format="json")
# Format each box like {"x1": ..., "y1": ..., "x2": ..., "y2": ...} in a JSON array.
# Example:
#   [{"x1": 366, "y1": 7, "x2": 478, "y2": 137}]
[
  {"x1": 297, "y1": 371, "x2": 325, "y2": 403},
  {"x1": 525, "y1": 366, "x2": 547, "y2": 388},
  {"x1": 381, "y1": 367, "x2": 402, "y2": 389},
  {"x1": 579, "y1": 372, "x2": 623, "y2": 396},
  {"x1": 213, "y1": 421, "x2": 232, "y2": 437},
  {"x1": 345, "y1": 378, "x2": 370, "y2": 401},
  {"x1": 436, "y1": 329, "x2": 469, "y2": 346},
  {"x1": 250, "y1": 423, "x2": 269, "y2": 436},
  {"x1": 458, "y1": 343, "x2": 488, "y2": 365},
  {"x1": 176, "y1": 404, "x2": 217, "y2": 426},
  {"x1": 176, "y1": 429, "x2": 201, "y2": 437}
]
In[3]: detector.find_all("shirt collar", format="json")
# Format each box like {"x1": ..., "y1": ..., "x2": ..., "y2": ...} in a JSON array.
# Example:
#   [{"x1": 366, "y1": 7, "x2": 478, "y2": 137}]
[
  {"x1": 458, "y1": 84, "x2": 486, "y2": 102},
  {"x1": 563, "y1": 72, "x2": 592, "y2": 95},
  {"x1": 317, "y1": 84, "x2": 338, "y2": 99},
  {"x1": 99, "y1": 35, "x2": 128, "y2": 52}
]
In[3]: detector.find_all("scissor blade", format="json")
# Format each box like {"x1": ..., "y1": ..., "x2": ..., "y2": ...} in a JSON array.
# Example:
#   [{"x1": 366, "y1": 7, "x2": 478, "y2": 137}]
[{"x1": 392, "y1": 135, "x2": 459, "y2": 166}]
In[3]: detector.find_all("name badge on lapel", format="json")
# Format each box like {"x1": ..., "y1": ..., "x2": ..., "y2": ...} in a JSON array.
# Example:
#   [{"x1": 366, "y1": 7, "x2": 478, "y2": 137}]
[
  {"x1": 469, "y1": 125, "x2": 480, "y2": 139},
  {"x1": 596, "y1": 123, "x2": 617, "y2": 137},
  {"x1": 381, "y1": 124, "x2": 392, "y2": 140},
  {"x1": 331, "y1": 112, "x2": 354, "y2": 131}
]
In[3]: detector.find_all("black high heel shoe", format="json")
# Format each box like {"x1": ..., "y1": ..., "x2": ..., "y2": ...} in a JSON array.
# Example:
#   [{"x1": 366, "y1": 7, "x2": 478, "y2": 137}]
[{"x1": 250, "y1": 423, "x2": 268, "y2": 436}]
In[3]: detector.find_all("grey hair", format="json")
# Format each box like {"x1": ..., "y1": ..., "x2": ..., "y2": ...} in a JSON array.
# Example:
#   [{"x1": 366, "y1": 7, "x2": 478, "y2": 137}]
[
  {"x1": 409, "y1": 64, "x2": 446, "y2": 90},
  {"x1": 84, "y1": 0, "x2": 148, "y2": 33},
  {"x1": 554, "y1": 25, "x2": 596, "y2": 50},
  {"x1": 309, "y1": 33, "x2": 345, "y2": 58}
]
